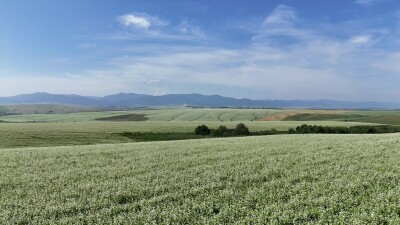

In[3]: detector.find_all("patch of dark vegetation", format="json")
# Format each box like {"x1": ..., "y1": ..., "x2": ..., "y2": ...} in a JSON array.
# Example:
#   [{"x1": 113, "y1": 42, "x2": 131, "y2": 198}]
[
  {"x1": 114, "y1": 194, "x2": 139, "y2": 205},
  {"x1": 195, "y1": 123, "x2": 400, "y2": 139},
  {"x1": 116, "y1": 123, "x2": 400, "y2": 143},
  {"x1": 118, "y1": 132, "x2": 205, "y2": 142},
  {"x1": 96, "y1": 114, "x2": 148, "y2": 122},
  {"x1": 209, "y1": 123, "x2": 250, "y2": 137},
  {"x1": 284, "y1": 113, "x2": 365, "y2": 121},
  {"x1": 290, "y1": 124, "x2": 400, "y2": 134},
  {"x1": 350, "y1": 115, "x2": 400, "y2": 125},
  {"x1": 195, "y1": 125, "x2": 211, "y2": 135}
]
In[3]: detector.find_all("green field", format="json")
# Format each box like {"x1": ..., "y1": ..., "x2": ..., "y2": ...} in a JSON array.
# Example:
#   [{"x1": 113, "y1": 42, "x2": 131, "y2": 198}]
[
  {"x1": 1, "y1": 134, "x2": 400, "y2": 224},
  {"x1": 283, "y1": 110, "x2": 400, "y2": 125},
  {"x1": 1, "y1": 107, "x2": 400, "y2": 223},
  {"x1": 0, "y1": 108, "x2": 390, "y2": 149},
  {"x1": 0, "y1": 108, "x2": 279, "y2": 123},
  {"x1": 0, "y1": 104, "x2": 99, "y2": 115},
  {"x1": 0, "y1": 121, "x2": 370, "y2": 149},
  {"x1": 2, "y1": 107, "x2": 399, "y2": 126}
]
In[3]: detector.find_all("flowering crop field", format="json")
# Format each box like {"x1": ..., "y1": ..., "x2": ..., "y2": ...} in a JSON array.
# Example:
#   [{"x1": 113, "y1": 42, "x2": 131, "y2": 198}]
[{"x1": 1, "y1": 134, "x2": 400, "y2": 224}]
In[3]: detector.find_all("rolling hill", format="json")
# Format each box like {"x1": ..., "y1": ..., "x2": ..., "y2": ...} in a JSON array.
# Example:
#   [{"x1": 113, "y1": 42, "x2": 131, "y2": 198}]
[{"x1": 0, "y1": 92, "x2": 399, "y2": 109}]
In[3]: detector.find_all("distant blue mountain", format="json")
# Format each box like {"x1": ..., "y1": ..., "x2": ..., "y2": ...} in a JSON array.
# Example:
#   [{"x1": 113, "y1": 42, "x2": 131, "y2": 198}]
[{"x1": 0, "y1": 92, "x2": 399, "y2": 109}]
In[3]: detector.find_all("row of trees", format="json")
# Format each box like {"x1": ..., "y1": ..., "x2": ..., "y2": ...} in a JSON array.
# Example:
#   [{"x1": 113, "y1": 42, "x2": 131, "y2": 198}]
[
  {"x1": 289, "y1": 124, "x2": 399, "y2": 134},
  {"x1": 196, "y1": 123, "x2": 400, "y2": 137},
  {"x1": 195, "y1": 123, "x2": 250, "y2": 137}
]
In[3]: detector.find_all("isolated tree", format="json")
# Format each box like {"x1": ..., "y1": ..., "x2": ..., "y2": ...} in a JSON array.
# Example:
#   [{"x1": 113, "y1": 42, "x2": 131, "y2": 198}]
[
  {"x1": 195, "y1": 124, "x2": 211, "y2": 135},
  {"x1": 234, "y1": 123, "x2": 250, "y2": 136}
]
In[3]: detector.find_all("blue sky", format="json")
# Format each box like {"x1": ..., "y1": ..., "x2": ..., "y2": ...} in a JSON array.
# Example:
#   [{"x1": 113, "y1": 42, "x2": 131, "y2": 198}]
[{"x1": 0, "y1": 0, "x2": 399, "y2": 101}]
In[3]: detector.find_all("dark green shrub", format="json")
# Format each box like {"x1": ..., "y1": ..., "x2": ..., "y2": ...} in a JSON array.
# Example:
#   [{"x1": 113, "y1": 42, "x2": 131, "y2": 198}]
[
  {"x1": 211, "y1": 125, "x2": 233, "y2": 137},
  {"x1": 195, "y1": 125, "x2": 211, "y2": 135},
  {"x1": 234, "y1": 123, "x2": 250, "y2": 136}
]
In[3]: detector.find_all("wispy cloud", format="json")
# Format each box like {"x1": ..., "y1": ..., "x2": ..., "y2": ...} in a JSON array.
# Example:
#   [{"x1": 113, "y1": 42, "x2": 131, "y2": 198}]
[
  {"x1": 262, "y1": 4, "x2": 297, "y2": 27},
  {"x1": 355, "y1": 0, "x2": 385, "y2": 6},
  {"x1": 252, "y1": 5, "x2": 313, "y2": 44},
  {"x1": 117, "y1": 13, "x2": 167, "y2": 30},
  {"x1": 52, "y1": 58, "x2": 72, "y2": 63},
  {"x1": 79, "y1": 43, "x2": 97, "y2": 49},
  {"x1": 177, "y1": 20, "x2": 206, "y2": 38},
  {"x1": 112, "y1": 13, "x2": 207, "y2": 42},
  {"x1": 350, "y1": 35, "x2": 371, "y2": 44}
]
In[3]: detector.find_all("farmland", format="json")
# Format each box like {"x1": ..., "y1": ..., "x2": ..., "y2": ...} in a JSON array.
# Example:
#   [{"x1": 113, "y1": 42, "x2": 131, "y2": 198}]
[
  {"x1": 1, "y1": 134, "x2": 400, "y2": 224},
  {"x1": 0, "y1": 108, "x2": 279, "y2": 123},
  {"x1": 1, "y1": 107, "x2": 400, "y2": 223},
  {"x1": 1, "y1": 107, "x2": 400, "y2": 125},
  {"x1": 0, "y1": 107, "x2": 376, "y2": 149},
  {"x1": 267, "y1": 109, "x2": 400, "y2": 125}
]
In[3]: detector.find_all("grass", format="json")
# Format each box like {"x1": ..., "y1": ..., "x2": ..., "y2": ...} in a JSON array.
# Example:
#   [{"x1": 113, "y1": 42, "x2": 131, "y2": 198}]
[
  {"x1": 1, "y1": 108, "x2": 399, "y2": 125},
  {"x1": 283, "y1": 113, "x2": 366, "y2": 121},
  {"x1": 276, "y1": 110, "x2": 400, "y2": 125},
  {"x1": 0, "y1": 106, "x2": 8, "y2": 114},
  {"x1": 95, "y1": 114, "x2": 149, "y2": 122},
  {"x1": 0, "y1": 121, "x2": 372, "y2": 149},
  {"x1": 1, "y1": 134, "x2": 400, "y2": 224},
  {"x1": 1, "y1": 104, "x2": 97, "y2": 114},
  {"x1": 349, "y1": 115, "x2": 400, "y2": 125},
  {"x1": 0, "y1": 108, "x2": 282, "y2": 123}
]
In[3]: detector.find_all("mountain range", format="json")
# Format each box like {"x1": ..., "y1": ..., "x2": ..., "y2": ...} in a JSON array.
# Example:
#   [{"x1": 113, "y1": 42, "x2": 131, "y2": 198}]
[{"x1": 0, "y1": 92, "x2": 399, "y2": 109}]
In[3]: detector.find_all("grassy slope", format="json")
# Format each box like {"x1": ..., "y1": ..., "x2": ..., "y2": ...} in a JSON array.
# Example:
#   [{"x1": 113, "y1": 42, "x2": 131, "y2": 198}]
[
  {"x1": 283, "y1": 110, "x2": 400, "y2": 125},
  {"x1": 95, "y1": 114, "x2": 149, "y2": 121},
  {"x1": 350, "y1": 115, "x2": 400, "y2": 125},
  {"x1": 283, "y1": 113, "x2": 365, "y2": 121},
  {"x1": 0, "y1": 109, "x2": 280, "y2": 123},
  {"x1": 2, "y1": 104, "x2": 97, "y2": 114},
  {"x1": 0, "y1": 106, "x2": 8, "y2": 114},
  {"x1": 0, "y1": 121, "x2": 371, "y2": 149},
  {"x1": 1, "y1": 108, "x2": 399, "y2": 125},
  {"x1": 1, "y1": 134, "x2": 399, "y2": 224}
]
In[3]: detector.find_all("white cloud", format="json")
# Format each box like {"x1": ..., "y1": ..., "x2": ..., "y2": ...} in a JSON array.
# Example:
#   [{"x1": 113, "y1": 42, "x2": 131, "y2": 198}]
[
  {"x1": 52, "y1": 58, "x2": 71, "y2": 63},
  {"x1": 350, "y1": 35, "x2": 371, "y2": 44},
  {"x1": 177, "y1": 20, "x2": 206, "y2": 38},
  {"x1": 2, "y1": 5, "x2": 400, "y2": 101},
  {"x1": 355, "y1": 0, "x2": 384, "y2": 6},
  {"x1": 252, "y1": 4, "x2": 313, "y2": 43},
  {"x1": 117, "y1": 13, "x2": 167, "y2": 30},
  {"x1": 79, "y1": 43, "x2": 97, "y2": 49},
  {"x1": 153, "y1": 90, "x2": 166, "y2": 96},
  {"x1": 147, "y1": 79, "x2": 161, "y2": 84},
  {"x1": 262, "y1": 4, "x2": 297, "y2": 27},
  {"x1": 112, "y1": 14, "x2": 206, "y2": 42},
  {"x1": 2, "y1": 39, "x2": 400, "y2": 101}
]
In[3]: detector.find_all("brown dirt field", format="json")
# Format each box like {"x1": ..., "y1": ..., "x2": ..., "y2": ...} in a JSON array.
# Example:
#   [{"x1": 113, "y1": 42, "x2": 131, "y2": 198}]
[{"x1": 257, "y1": 110, "x2": 346, "y2": 121}]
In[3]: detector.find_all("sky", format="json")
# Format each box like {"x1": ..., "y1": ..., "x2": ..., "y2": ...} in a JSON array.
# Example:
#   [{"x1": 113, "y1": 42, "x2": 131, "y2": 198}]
[{"x1": 0, "y1": 0, "x2": 399, "y2": 101}]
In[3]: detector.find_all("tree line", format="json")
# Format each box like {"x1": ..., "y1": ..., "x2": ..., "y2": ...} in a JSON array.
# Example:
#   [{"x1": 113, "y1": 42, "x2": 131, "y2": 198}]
[{"x1": 195, "y1": 123, "x2": 400, "y2": 137}]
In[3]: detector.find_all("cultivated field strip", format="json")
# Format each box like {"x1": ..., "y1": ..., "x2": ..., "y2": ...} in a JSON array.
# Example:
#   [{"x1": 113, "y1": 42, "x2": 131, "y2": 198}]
[
  {"x1": 0, "y1": 121, "x2": 372, "y2": 149},
  {"x1": 2, "y1": 108, "x2": 400, "y2": 125},
  {"x1": 1, "y1": 134, "x2": 400, "y2": 224},
  {"x1": 0, "y1": 109, "x2": 280, "y2": 123}
]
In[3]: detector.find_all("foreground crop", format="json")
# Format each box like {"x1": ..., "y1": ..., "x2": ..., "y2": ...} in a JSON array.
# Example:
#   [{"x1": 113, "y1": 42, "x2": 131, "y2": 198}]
[{"x1": 1, "y1": 134, "x2": 400, "y2": 224}]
